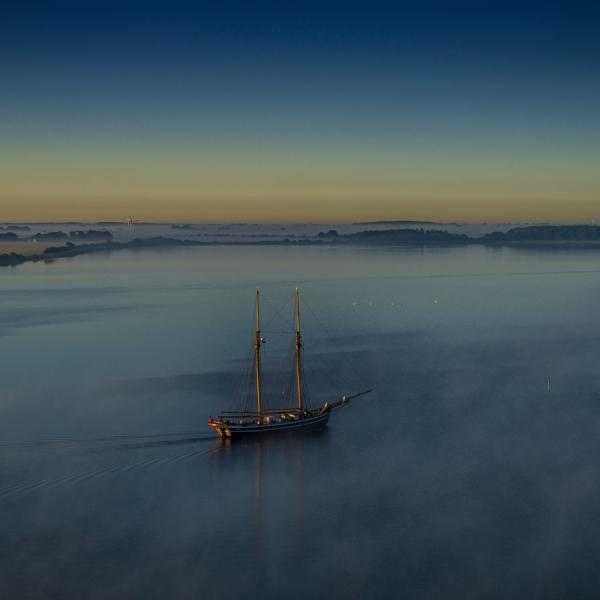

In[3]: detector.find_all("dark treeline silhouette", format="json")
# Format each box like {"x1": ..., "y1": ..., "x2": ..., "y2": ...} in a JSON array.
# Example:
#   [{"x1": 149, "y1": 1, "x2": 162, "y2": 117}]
[
  {"x1": 338, "y1": 228, "x2": 470, "y2": 244},
  {"x1": 4, "y1": 225, "x2": 600, "y2": 268},
  {"x1": 322, "y1": 224, "x2": 600, "y2": 245},
  {"x1": 483, "y1": 224, "x2": 600, "y2": 242}
]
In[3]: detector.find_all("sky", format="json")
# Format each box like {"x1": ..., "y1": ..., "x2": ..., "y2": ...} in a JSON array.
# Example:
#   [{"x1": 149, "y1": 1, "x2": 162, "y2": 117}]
[{"x1": 1, "y1": 0, "x2": 599, "y2": 223}]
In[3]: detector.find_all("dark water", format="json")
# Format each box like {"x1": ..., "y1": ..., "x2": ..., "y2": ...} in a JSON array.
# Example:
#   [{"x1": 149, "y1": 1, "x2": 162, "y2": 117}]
[{"x1": 1, "y1": 244, "x2": 600, "y2": 599}]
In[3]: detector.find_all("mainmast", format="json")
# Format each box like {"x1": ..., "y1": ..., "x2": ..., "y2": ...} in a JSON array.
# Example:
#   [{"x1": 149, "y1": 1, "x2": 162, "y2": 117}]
[
  {"x1": 255, "y1": 288, "x2": 263, "y2": 416},
  {"x1": 295, "y1": 287, "x2": 303, "y2": 410}
]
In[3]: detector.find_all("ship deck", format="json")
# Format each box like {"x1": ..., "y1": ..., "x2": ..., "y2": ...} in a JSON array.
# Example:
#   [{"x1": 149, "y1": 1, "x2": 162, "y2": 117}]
[{"x1": 210, "y1": 410, "x2": 330, "y2": 437}]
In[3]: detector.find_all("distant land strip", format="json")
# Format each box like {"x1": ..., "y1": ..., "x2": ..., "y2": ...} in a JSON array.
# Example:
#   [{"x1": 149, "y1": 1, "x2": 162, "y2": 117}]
[
  {"x1": 3, "y1": 225, "x2": 600, "y2": 268},
  {"x1": 352, "y1": 219, "x2": 447, "y2": 226}
]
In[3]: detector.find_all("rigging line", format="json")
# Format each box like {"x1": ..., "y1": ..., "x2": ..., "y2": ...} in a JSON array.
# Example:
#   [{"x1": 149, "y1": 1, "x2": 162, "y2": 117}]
[
  {"x1": 238, "y1": 348, "x2": 253, "y2": 410},
  {"x1": 300, "y1": 342, "x2": 348, "y2": 399},
  {"x1": 237, "y1": 292, "x2": 261, "y2": 413},
  {"x1": 308, "y1": 339, "x2": 366, "y2": 396},
  {"x1": 301, "y1": 295, "x2": 370, "y2": 392},
  {"x1": 286, "y1": 336, "x2": 297, "y2": 407},
  {"x1": 305, "y1": 301, "x2": 363, "y2": 386},
  {"x1": 242, "y1": 341, "x2": 256, "y2": 414},
  {"x1": 233, "y1": 343, "x2": 248, "y2": 408},
  {"x1": 261, "y1": 330, "x2": 295, "y2": 334},
  {"x1": 257, "y1": 292, "x2": 298, "y2": 410},
  {"x1": 260, "y1": 291, "x2": 296, "y2": 333},
  {"x1": 270, "y1": 334, "x2": 294, "y2": 408},
  {"x1": 226, "y1": 301, "x2": 257, "y2": 413},
  {"x1": 278, "y1": 337, "x2": 294, "y2": 408},
  {"x1": 300, "y1": 360, "x2": 312, "y2": 410},
  {"x1": 233, "y1": 336, "x2": 255, "y2": 413}
]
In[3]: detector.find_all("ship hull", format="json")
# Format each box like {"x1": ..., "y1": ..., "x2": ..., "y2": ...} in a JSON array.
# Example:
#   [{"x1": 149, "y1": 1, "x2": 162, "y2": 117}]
[{"x1": 215, "y1": 411, "x2": 330, "y2": 438}]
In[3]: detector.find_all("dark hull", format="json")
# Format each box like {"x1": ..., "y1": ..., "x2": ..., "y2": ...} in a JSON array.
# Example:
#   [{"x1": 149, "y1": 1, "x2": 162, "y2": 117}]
[{"x1": 217, "y1": 411, "x2": 330, "y2": 437}]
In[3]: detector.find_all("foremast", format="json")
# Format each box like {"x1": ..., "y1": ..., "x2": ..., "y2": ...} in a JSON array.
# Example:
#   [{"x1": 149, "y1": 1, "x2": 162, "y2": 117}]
[
  {"x1": 255, "y1": 288, "x2": 263, "y2": 416},
  {"x1": 295, "y1": 287, "x2": 303, "y2": 410}
]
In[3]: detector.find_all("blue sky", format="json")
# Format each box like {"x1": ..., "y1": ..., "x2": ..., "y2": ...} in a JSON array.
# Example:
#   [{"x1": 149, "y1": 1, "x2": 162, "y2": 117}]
[{"x1": 1, "y1": 0, "x2": 599, "y2": 222}]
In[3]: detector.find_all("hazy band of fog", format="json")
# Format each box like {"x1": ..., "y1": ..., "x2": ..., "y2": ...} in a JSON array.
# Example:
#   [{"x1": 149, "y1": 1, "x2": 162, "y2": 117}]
[{"x1": 2, "y1": 244, "x2": 600, "y2": 599}]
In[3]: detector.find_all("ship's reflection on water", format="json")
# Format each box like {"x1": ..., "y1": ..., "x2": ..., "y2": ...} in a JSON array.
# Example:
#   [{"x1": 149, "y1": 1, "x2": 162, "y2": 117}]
[
  {"x1": 2, "y1": 245, "x2": 600, "y2": 598},
  {"x1": 212, "y1": 430, "x2": 327, "y2": 539},
  {"x1": 203, "y1": 430, "x2": 336, "y2": 597},
  {"x1": 209, "y1": 428, "x2": 318, "y2": 540}
]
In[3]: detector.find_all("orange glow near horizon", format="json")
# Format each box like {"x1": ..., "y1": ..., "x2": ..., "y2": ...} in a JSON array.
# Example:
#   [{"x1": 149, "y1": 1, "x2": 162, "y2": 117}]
[{"x1": 1, "y1": 139, "x2": 598, "y2": 223}]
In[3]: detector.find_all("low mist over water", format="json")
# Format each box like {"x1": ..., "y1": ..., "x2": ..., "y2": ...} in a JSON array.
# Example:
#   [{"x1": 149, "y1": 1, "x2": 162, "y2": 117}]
[{"x1": 2, "y1": 244, "x2": 600, "y2": 599}]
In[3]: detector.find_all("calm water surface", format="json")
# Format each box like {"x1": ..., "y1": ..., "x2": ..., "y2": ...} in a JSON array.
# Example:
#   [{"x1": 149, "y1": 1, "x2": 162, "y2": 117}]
[{"x1": 1, "y1": 245, "x2": 600, "y2": 599}]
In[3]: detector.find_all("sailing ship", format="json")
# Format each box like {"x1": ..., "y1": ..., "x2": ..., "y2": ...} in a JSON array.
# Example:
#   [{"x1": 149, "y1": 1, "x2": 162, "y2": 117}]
[{"x1": 208, "y1": 288, "x2": 370, "y2": 438}]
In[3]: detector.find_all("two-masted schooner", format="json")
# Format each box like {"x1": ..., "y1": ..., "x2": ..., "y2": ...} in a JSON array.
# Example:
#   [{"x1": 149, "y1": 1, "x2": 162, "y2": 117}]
[{"x1": 208, "y1": 288, "x2": 370, "y2": 438}]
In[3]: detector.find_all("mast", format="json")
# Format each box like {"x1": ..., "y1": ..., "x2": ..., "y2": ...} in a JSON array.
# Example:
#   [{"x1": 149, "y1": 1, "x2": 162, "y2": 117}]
[
  {"x1": 295, "y1": 287, "x2": 303, "y2": 410},
  {"x1": 255, "y1": 288, "x2": 263, "y2": 416}
]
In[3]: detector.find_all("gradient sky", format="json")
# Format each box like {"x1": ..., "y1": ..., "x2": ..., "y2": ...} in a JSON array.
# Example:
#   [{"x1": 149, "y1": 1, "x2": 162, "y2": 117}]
[{"x1": 1, "y1": 0, "x2": 599, "y2": 223}]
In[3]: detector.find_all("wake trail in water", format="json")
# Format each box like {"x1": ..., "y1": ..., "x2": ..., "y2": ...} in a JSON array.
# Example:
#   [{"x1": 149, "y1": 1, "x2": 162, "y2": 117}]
[
  {"x1": 0, "y1": 446, "x2": 221, "y2": 502},
  {"x1": 84, "y1": 436, "x2": 213, "y2": 454},
  {"x1": 0, "y1": 430, "x2": 214, "y2": 448}
]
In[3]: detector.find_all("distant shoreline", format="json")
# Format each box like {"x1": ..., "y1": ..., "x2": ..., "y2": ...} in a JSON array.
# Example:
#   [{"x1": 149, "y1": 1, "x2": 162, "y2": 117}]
[
  {"x1": 353, "y1": 219, "x2": 447, "y2": 226},
  {"x1": 3, "y1": 225, "x2": 600, "y2": 268}
]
